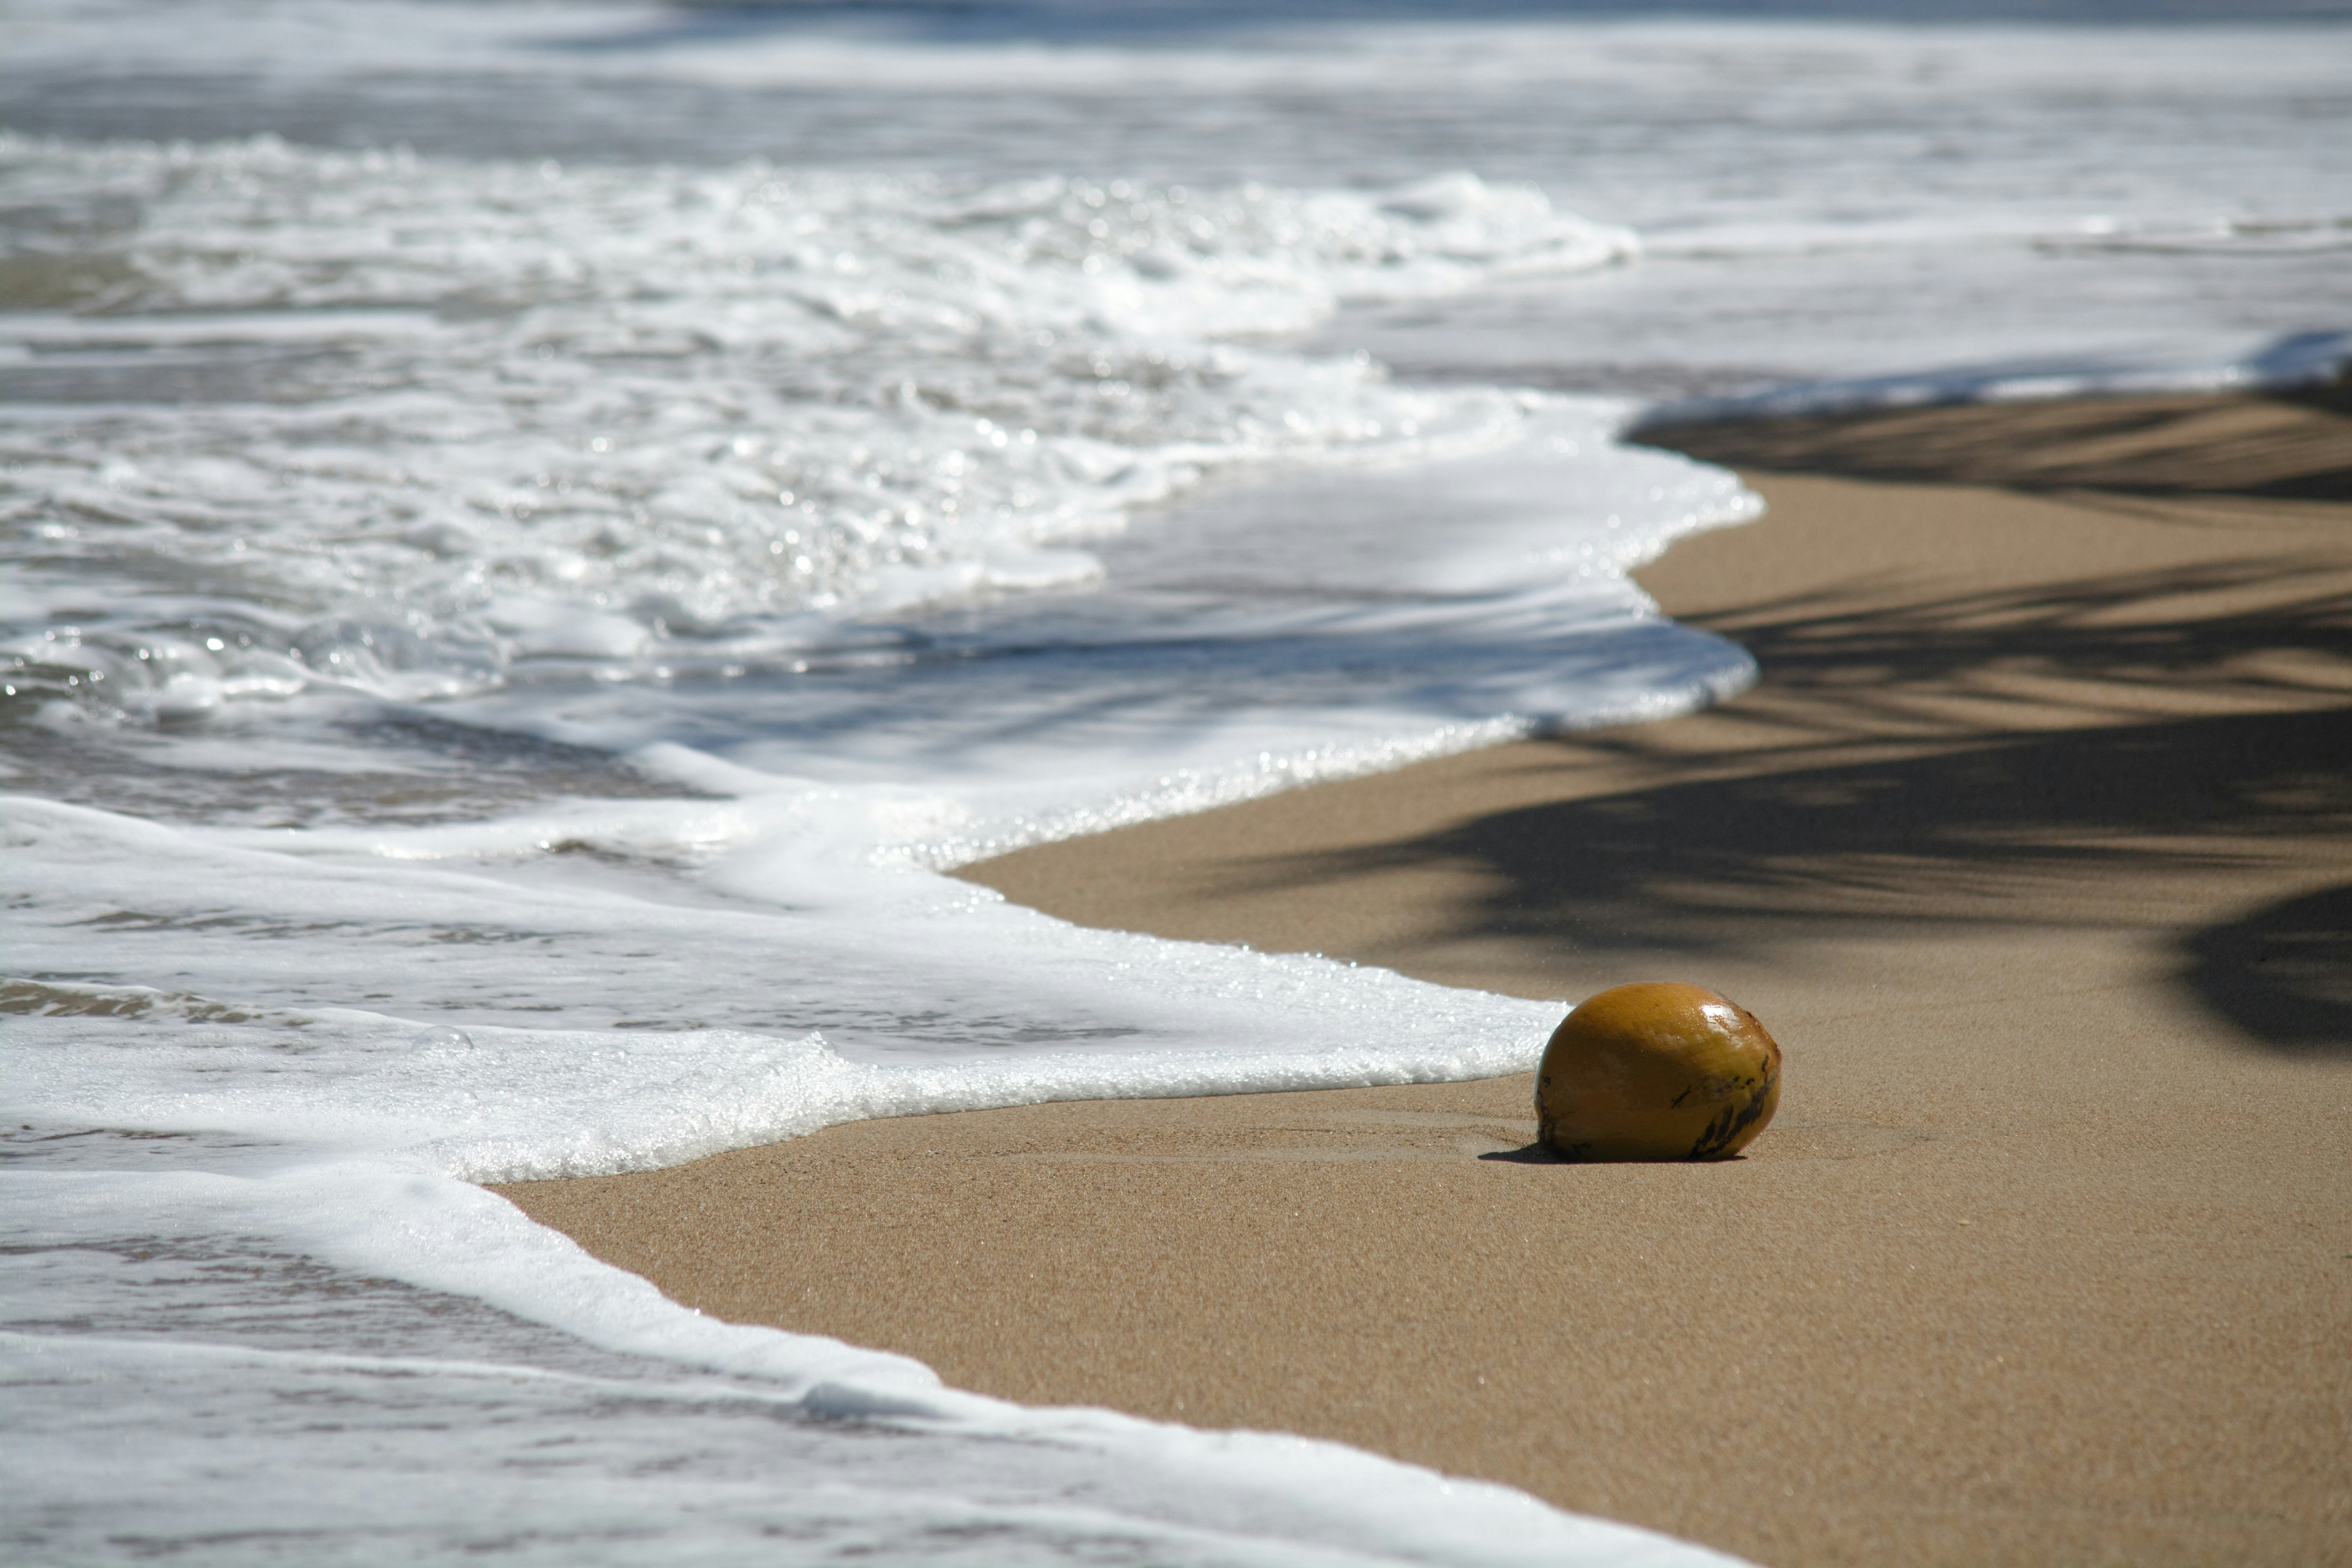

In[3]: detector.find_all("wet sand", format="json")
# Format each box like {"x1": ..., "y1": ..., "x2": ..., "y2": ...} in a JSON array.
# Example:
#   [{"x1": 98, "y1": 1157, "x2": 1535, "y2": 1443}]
[{"x1": 495, "y1": 392, "x2": 2352, "y2": 1568}]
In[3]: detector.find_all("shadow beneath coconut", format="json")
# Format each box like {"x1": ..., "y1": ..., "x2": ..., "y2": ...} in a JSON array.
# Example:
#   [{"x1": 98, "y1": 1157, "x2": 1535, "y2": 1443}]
[
  {"x1": 1476, "y1": 1143, "x2": 1563, "y2": 1164},
  {"x1": 1475, "y1": 1144, "x2": 1755, "y2": 1164}
]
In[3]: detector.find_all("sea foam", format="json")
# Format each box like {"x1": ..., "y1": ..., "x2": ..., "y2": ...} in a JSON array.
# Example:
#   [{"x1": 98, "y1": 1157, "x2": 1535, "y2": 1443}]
[{"x1": 4, "y1": 124, "x2": 1751, "y2": 1568}]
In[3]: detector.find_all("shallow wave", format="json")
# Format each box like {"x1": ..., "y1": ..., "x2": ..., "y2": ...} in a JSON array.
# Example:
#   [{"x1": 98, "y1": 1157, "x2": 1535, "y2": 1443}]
[
  {"x1": 0, "y1": 122, "x2": 1767, "y2": 1564},
  {"x1": 2, "y1": 134, "x2": 1640, "y2": 729}
]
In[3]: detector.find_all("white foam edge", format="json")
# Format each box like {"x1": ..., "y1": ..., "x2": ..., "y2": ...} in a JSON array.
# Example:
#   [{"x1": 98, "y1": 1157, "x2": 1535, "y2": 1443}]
[{"x1": 4, "y1": 1165, "x2": 1759, "y2": 1567}]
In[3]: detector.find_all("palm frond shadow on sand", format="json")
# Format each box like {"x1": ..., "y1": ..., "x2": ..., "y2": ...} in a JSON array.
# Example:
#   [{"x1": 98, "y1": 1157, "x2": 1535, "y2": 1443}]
[
  {"x1": 1638, "y1": 385, "x2": 2352, "y2": 502},
  {"x1": 1232, "y1": 560, "x2": 2352, "y2": 1055}
]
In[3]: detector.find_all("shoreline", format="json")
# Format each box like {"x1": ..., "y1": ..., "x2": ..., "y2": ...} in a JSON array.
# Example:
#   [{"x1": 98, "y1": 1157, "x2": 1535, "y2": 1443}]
[{"x1": 495, "y1": 392, "x2": 2352, "y2": 1568}]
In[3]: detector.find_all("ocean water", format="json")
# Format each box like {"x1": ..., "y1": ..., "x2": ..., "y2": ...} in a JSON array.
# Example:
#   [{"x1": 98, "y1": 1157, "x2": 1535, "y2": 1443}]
[{"x1": 3, "y1": 3, "x2": 2346, "y2": 1563}]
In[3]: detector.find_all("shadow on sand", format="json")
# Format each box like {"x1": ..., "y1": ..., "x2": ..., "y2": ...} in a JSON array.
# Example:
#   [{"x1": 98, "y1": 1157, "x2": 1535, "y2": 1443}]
[
  {"x1": 1212, "y1": 390, "x2": 2352, "y2": 1053},
  {"x1": 1236, "y1": 702, "x2": 2350, "y2": 1054},
  {"x1": 1645, "y1": 387, "x2": 2352, "y2": 503},
  {"x1": 2181, "y1": 882, "x2": 2352, "y2": 1054}
]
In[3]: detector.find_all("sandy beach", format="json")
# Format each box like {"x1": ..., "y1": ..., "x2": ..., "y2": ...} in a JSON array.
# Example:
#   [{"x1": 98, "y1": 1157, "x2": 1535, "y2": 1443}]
[{"x1": 495, "y1": 392, "x2": 2352, "y2": 1568}]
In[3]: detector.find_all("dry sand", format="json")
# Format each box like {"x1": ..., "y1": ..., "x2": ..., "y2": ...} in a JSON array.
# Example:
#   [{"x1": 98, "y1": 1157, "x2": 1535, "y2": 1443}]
[{"x1": 496, "y1": 392, "x2": 2352, "y2": 1568}]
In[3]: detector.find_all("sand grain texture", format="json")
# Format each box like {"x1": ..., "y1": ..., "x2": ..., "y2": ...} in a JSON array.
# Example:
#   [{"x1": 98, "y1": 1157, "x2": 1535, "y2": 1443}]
[{"x1": 499, "y1": 394, "x2": 2352, "y2": 1568}]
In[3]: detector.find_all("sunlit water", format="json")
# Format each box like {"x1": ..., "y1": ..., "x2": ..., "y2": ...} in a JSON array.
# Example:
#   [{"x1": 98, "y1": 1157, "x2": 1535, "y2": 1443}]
[{"x1": 4, "y1": 2, "x2": 2347, "y2": 1563}]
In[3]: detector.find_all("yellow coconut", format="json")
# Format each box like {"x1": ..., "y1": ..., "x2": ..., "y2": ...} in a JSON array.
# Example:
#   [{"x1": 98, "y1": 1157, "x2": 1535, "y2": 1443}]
[{"x1": 1534, "y1": 982, "x2": 1782, "y2": 1161}]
